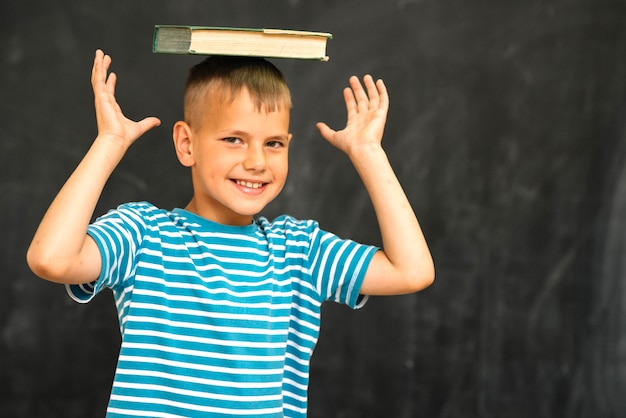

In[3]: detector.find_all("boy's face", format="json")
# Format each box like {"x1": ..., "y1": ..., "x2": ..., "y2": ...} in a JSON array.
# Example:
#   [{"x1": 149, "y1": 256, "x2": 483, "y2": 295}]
[{"x1": 179, "y1": 87, "x2": 292, "y2": 226}]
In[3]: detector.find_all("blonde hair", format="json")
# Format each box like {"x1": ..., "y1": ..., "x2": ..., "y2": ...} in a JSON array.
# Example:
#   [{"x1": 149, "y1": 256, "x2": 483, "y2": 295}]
[{"x1": 183, "y1": 56, "x2": 292, "y2": 128}]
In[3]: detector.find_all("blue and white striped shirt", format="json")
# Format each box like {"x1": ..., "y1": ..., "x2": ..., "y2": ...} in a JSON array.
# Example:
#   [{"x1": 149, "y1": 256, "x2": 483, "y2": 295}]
[{"x1": 67, "y1": 202, "x2": 377, "y2": 417}]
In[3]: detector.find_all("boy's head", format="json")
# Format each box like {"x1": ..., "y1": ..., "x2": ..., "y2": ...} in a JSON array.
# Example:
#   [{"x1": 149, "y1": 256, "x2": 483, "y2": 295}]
[
  {"x1": 173, "y1": 56, "x2": 293, "y2": 226},
  {"x1": 183, "y1": 56, "x2": 292, "y2": 129}
]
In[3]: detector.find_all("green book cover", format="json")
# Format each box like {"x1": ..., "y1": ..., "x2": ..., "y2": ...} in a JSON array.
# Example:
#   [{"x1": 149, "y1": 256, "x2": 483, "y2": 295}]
[{"x1": 152, "y1": 25, "x2": 332, "y2": 60}]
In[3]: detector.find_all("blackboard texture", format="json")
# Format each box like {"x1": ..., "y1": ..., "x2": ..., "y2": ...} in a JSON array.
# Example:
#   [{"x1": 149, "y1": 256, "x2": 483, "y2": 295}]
[{"x1": 2, "y1": 0, "x2": 626, "y2": 417}]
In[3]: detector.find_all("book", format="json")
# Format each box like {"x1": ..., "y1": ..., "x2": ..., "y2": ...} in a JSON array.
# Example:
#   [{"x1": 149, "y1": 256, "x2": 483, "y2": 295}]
[{"x1": 152, "y1": 25, "x2": 332, "y2": 61}]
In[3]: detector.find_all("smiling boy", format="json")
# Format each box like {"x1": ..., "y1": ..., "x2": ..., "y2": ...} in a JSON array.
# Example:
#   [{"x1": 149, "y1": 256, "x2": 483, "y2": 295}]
[
  {"x1": 27, "y1": 50, "x2": 434, "y2": 417},
  {"x1": 173, "y1": 55, "x2": 292, "y2": 225}
]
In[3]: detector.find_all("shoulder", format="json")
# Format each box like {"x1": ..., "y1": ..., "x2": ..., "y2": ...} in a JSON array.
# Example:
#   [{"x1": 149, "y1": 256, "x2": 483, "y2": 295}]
[
  {"x1": 92, "y1": 201, "x2": 174, "y2": 233},
  {"x1": 101, "y1": 201, "x2": 170, "y2": 220},
  {"x1": 256, "y1": 214, "x2": 320, "y2": 236},
  {"x1": 114, "y1": 201, "x2": 166, "y2": 216}
]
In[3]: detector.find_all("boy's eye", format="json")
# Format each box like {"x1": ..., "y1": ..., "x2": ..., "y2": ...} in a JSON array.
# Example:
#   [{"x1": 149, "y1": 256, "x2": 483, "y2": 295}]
[
  {"x1": 223, "y1": 137, "x2": 242, "y2": 144},
  {"x1": 266, "y1": 140, "x2": 285, "y2": 148}
]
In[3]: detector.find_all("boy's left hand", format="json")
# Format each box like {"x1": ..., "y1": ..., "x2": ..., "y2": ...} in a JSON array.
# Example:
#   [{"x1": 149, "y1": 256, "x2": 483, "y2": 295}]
[
  {"x1": 317, "y1": 75, "x2": 434, "y2": 296},
  {"x1": 316, "y1": 75, "x2": 389, "y2": 156}
]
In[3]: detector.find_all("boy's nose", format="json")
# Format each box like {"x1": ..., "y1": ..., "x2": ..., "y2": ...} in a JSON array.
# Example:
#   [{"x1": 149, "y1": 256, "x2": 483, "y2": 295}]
[{"x1": 243, "y1": 145, "x2": 267, "y2": 171}]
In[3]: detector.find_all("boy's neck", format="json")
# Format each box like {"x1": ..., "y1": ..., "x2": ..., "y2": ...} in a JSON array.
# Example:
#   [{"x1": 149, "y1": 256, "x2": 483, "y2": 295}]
[{"x1": 184, "y1": 198, "x2": 254, "y2": 226}]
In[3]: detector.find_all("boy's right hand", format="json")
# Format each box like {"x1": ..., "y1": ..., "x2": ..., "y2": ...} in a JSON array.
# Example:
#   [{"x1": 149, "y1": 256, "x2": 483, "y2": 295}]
[
  {"x1": 26, "y1": 51, "x2": 162, "y2": 285},
  {"x1": 92, "y1": 49, "x2": 161, "y2": 149}
]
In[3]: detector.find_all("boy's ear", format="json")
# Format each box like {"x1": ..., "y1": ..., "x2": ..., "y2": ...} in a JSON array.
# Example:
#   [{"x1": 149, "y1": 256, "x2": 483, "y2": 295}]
[{"x1": 173, "y1": 121, "x2": 195, "y2": 167}]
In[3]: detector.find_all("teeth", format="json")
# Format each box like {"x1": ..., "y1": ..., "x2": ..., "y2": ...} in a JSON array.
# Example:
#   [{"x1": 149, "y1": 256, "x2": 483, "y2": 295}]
[{"x1": 236, "y1": 180, "x2": 263, "y2": 189}]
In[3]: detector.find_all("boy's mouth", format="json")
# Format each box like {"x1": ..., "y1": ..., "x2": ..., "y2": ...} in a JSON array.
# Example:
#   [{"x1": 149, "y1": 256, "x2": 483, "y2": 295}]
[{"x1": 234, "y1": 180, "x2": 265, "y2": 189}]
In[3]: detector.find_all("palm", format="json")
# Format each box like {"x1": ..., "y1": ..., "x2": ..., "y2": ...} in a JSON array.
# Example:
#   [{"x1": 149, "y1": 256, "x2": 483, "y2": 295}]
[
  {"x1": 91, "y1": 50, "x2": 160, "y2": 146},
  {"x1": 317, "y1": 75, "x2": 389, "y2": 155}
]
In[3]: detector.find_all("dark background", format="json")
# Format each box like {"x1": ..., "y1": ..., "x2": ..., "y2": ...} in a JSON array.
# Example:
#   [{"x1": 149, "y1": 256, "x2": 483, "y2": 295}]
[{"x1": 2, "y1": 0, "x2": 626, "y2": 417}]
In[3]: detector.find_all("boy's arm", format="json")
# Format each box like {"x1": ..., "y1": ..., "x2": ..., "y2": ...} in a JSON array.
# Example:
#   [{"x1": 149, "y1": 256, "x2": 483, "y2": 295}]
[
  {"x1": 316, "y1": 75, "x2": 434, "y2": 295},
  {"x1": 27, "y1": 50, "x2": 161, "y2": 284}
]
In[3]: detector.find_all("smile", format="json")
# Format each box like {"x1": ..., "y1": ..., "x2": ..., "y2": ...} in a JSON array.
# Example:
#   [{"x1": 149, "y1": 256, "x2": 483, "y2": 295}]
[{"x1": 235, "y1": 180, "x2": 265, "y2": 189}]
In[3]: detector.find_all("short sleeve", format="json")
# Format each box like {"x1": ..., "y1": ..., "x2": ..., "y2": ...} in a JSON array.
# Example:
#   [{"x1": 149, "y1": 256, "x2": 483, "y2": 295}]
[
  {"x1": 66, "y1": 203, "x2": 148, "y2": 303},
  {"x1": 307, "y1": 225, "x2": 378, "y2": 309}
]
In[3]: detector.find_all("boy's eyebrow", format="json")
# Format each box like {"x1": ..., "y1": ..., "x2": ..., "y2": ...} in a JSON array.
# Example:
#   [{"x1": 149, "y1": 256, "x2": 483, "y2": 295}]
[
  {"x1": 219, "y1": 129, "x2": 290, "y2": 141},
  {"x1": 268, "y1": 134, "x2": 291, "y2": 141}
]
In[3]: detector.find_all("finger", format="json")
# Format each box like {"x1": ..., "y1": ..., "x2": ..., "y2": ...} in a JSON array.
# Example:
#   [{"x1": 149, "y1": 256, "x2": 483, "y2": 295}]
[
  {"x1": 102, "y1": 52, "x2": 112, "y2": 73},
  {"x1": 349, "y1": 76, "x2": 369, "y2": 110},
  {"x1": 92, "y1": 50, "x2": 112, "y2": 96},
  {"x1": 106, "y1": 72, "x2": 117, "y2": 97},
  {"x1": 91, "y1": 50, "x2": 104, "y2": 90},
  {"x1": 315, "y1": 122, "x2": 336, "y2": 141},
  {"x1": 363, "y1": 75, "x2": 380, "y2": 109},
  {"x1": 137, "y1": 117, "x2": 162, "y2": 136},
  {"x1": 376, "y1": 79, "x2": 389, "y2": 112},
  {"x1": 343, "y1": 86, "x2": 357, "y2": 117}
]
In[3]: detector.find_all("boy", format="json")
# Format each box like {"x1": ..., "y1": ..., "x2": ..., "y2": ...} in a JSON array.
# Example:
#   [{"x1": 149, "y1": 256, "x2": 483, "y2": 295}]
[{"x1": 27, "y1": 49, "x2": 434, "y2": 417}]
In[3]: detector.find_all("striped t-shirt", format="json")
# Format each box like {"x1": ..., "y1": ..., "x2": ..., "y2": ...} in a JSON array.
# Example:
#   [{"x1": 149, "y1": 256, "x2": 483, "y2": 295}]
[{"x1": 67, "y1": 201, "x2": 377, "y2": 417}]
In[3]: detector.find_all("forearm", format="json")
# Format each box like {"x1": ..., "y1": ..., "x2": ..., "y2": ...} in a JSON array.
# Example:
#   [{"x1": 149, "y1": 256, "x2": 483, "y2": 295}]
[
  {"x1": 349, "y1": 143, "x2": 434, "y2": 291},
  {"x1": 27, "y1": 135, "x2": 126, "y2": 282}
]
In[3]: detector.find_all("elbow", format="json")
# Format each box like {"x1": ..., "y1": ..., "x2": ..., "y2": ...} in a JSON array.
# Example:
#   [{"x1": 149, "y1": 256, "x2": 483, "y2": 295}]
[
  {"x1": 414, "y1": 272, "x2": 435, "y2": 293},
  {"x1": 26, "y1": 244, "x2": 42, "y2": 278},
  {"x1": 26, "y1": 244, "x2": 68, "y2": 283},
  {"x1": 407, "y1": 259, "x2": 435, "y2": 293},
  {"x1": 423, "y1": 266, "x2": 436, "y2": 289}
]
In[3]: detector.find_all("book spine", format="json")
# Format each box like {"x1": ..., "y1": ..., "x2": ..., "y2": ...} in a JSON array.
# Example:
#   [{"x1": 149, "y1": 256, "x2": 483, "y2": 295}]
[{"x1": 153, "y1": 26, "x2": 193, "y2": 54}]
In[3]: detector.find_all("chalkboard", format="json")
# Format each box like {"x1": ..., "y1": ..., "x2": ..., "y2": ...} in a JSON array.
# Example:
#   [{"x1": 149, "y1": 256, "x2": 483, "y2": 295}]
[{"x1": 2, "y1": 0, "x2": 626, "y2": 417}]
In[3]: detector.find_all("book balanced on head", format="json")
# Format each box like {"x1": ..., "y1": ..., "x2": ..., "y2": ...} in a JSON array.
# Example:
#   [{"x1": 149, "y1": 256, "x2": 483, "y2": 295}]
[{"x1": 153, "y1": 25, "x2": 332, "y2": 61}]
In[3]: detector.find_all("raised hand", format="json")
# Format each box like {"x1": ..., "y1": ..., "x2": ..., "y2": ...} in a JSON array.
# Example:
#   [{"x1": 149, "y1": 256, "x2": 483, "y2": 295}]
[
  {"x1": 316, "y1": 75, "x2": 389, "y2": 156},
  {"x1": 91, "y1": 49, "x2": 161, "y2": 148},
  {"x1": 27, "y1": 50, "x2": 163, "y2": 284}
]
